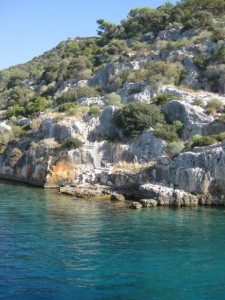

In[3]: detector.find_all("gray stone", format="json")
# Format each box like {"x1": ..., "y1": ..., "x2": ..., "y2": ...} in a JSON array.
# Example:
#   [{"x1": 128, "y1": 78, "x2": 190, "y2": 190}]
[
  {"x1": 130, "y1": 202, "x2": 143, "y2": 209},
  {"x1": 140, "y1": 199, "x2": 158, "y2": 207},
  {"x1": 118, "y1": 82, "x2": 155, "y2": 104},
  {"x1": 0, "y1": 122, "x2": 11, "y2": 132},
  {"x1": 139, "y1": 183, "x2": 198, "y2": 206},
  {"x1": 141, "y1": 32, "x2": 155, "y2": 42},
  {"x1": 125, "y1": 129, "x2": 165, "y2": 162},
  {"x1": 162, "y1": 100, "x2": 213, "y2": 140},
  {"x1": 111, "y1": 192, "x2": 125, "y2": 202},
  {"x1": 16, "y1": 118, "x2": 32, "y2": 126}
]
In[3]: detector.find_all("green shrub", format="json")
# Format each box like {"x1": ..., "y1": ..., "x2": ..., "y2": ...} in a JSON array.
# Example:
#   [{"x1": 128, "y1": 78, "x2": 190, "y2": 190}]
[
  {"x1": 194, "y1": 57, "x2": 209, "y2": 70},
  {"x1": 65, "y1": 56, "x2": 93, "y2": 80},
  {"x1": 67, "y1": 107, "x2": 77, "y2": 116},
  {"x1": 219, "y1": 113, "x2": 225, "y2": 123},
  {"x1": 114, "y1": 102, "x2": 164, "y2": 137},
  {"x1": 6, "y1": 104, "x2": 25, "y2": 118},
  {"x1": 173, "y1": 120, "x2": 183, "y2": 137},
  {"x1": 192, "y1": 134, "x2": 217, "y2": 147},
  {"x1": 186, "y1": 11, "x2": 214, "y2": 30},
  {"x1": 216, "y1": 46, "x2": 225, "y2": 63},
  {"x1": 165, "y1": 141, "x2": 185, "y2": 156},
  {"x1": 154, "y1": 123, "x2": 179, "y2": 142},
  {"x1": 193, "y1": 98, "x2": 204, "y2": 107},
  {"x1": 60, "y1": 137, "x2": 83, "y2": 150},
  {"x1": 56, "y1": 87, "x2": 100, "y2": 105},
  {"x1": 212, "y1": 25, "x2": 225, "y2": 42},
  {"x1": 153, "y1": 93, "x2": 177, "y2": 105},
  {"x1": 205, "y1": 106, "x2": 216, "y2": 115},
  {"x1": 206, "y1": 98, "x2": 223, "y2": 111},
  {"x1": 105, "y1": 93, "x2": 122, "y2": 107},
  {"x1": 216, "y1": 132, "x2": 225, "y2": 142},
  {"x1": 88, "y1": 105, "x2": 101, "y2": 116},
  {"x1": 135, "y1": 61, "x2": 185, "y2": 87},
  {"x1": 58, "y1": 102, "x2": 77, "y2": 113},
  {"x1": 26, "y1": 96, "x2": 49, "y2": 115}
]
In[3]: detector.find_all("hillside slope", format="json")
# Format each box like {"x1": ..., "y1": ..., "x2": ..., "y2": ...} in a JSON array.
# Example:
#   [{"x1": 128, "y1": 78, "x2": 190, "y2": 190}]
[{"x1": 1, "y1": 0, "x2": 225, "y2": 206}]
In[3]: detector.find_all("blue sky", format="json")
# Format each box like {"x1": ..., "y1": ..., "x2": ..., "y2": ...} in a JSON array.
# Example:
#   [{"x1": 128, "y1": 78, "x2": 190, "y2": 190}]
[{"x1": 0, "y1": 0, "x2": 176, "y2": 70}]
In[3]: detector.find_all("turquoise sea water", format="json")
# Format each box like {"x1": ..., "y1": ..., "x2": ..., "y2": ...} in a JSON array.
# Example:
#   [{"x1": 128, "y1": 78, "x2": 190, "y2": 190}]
[{"x1": 1, "y1": 181, "x2": 225, "y2": 300}]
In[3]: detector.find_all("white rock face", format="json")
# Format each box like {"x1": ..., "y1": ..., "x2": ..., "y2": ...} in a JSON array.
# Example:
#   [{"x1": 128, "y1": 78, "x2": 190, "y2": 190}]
[
  {"x1": 154, "y1": 142, "x2": 225, "y2": 198},
  {"x1": 126, "y1": 129, "x2": 165, "y2": 162},
  {"x1": 41, "y1": 118, "x2": 75, "y2": 142},
  {"x1": 119, "y1": 82, "x2": 155, "y2": 104},
  {"x1": 76, "y1": 96, "x2": 104, "y2": 107},
  {"x1": 0, "y1": 122, "x2": 11, "y2": 132},
  {"x1": 139, "y1": 183, "x2": 198, "y2": 206},
  {"x1": 162, "y1": 100, "x2": 214, "y2": 139}
]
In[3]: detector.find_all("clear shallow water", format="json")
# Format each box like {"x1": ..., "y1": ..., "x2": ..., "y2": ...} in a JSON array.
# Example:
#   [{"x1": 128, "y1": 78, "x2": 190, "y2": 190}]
[{"x1": 1, "y1": 182, "x2": 225, "y2": 300}]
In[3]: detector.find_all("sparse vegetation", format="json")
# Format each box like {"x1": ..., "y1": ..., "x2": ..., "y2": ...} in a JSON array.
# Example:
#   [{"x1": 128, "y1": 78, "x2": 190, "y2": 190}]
[
  {"x1": 153, "y1": 93, "x2": 178, "y2": 105},
  {"x1": 165, "y1": 141, "x2": 185, "y2": 156},
  {"x1": 205, "y1": 98, "x2": 224, "y2": 115},
  {"x1": 88, "y1": 105, "x2": 101, "y2": 116},
  {"x1": 60, "y1": 137, "x2": 83, "y2": 150}
]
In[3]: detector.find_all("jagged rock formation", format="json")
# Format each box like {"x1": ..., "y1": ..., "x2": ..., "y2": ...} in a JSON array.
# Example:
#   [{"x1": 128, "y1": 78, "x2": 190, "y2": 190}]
[{"x1": 153, "y1": 142, "x2": 225, "y2": 201}]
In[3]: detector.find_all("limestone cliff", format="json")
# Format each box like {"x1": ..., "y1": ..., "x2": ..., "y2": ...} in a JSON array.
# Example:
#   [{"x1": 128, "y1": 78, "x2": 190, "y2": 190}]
[{"x1": 1, "y1": 5, "x2": 225, "y2": 206}]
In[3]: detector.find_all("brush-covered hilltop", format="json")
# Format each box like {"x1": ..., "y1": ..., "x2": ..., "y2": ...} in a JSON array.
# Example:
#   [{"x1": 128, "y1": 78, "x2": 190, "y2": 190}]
[{"x1": 1, "y1": 0, "x2": 225, "y2": 206}]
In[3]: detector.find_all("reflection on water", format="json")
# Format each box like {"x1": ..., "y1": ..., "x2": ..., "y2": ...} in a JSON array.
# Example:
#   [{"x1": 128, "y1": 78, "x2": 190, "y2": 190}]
[{"x1": 1, "y1": 181, "x2": 225, "y2": 300}]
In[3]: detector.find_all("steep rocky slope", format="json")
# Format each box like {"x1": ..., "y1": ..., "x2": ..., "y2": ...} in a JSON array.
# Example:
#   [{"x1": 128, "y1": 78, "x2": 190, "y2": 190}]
[{"x1": 1, "y1": 0, "x2": 225, "y2": 206}]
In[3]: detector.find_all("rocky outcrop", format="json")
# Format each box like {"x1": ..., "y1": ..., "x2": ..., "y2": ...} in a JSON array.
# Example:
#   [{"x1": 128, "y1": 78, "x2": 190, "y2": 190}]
[
  {"x1": 118, "y1": 82, "x2": 155, "y2": 104},
  {"x1": 130, "y1": 202, "x2": 143, "y2": 209},
  {"x1": 40, "y1": 118, "x2": 76, "y2": 142},
  {"x1": 0, "y1": 122, "x2": 11, "y2": 132},
  {"x1": 162, "y1": 100, "x2": 214, "y2": 139},
  {"x1": 126, "y1": 129, "x2": 165, "y2": 162},
  {"x1": 0, "y1": 139, "x2": 59, "y2": 186},
  {"x1": 60, "y1": 184, "x2": 112, "y2": 199},
  {"x1": 60, "y1": 184, "x2": 125, "y2": 201},
  {"x1": 138, "y1": 183, "x2": 198, "y2": 206},
  {"x1": 153, "y1": 142, "x2": 225, "y2": 200},
  {"x1": 140, "y1": 199, "x2": 158, "y2": 207}
]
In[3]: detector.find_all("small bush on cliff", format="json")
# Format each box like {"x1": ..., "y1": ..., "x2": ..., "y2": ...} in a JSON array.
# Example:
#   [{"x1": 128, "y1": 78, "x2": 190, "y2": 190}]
[
  {"x1": 165, "y1": 141, "x2": 185, "y2": 156},
  {"x1": 135, "y1": 61, "x2": 186, "y2": 87},
  {"x1": 105, "y1": 92, "x2": 122, "y2": 107},
  {"x1": 60, "y1": 137, "x2": 83, "y2": 150},
  {"x1": 153, "y1": 123, "x2": 179, "y2": 142},
  {"x1": 58, "y1": 102, "x2": 77, "y2": 113},
  {"x1": 193, "y1": 98, "x2": 205, "y2": 107},
  {"x1": 114, "y1": 102, "x2": 164, "y2": 137},
  {"x1": 192, "y1": 134, "x2": 217, "y2": 147},
  {"x1": 26, "y1": 96, "x2": 50, "y2": 115},
  {"x1": 153, "y1": 93, "x2": 178, "y2": 105},
  {"x1": 205, "y1": 98, "x2": 223, "y2": 115},
  {"x1": 88, "y1": 105, "x2": 101, "y2": 116},
  {"x1": 56, "y1": 87, "x2": 100, "y2": 105}
]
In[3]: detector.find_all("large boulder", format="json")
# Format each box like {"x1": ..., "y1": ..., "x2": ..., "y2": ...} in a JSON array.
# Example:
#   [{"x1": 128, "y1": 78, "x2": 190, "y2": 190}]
[
  {"x1": 124, "y1": 129, "x2": 165, "y2": 162},
  {"x1": 162, "y1": 100, "x2": 213, "y2": 139},
  {"x1": 139, "y1": 183, "x2": 198, "y2": 206},
  {"x1": 88, "y1": 106, "x2": 122, "y2": 140},
  {"x1": 118, "y1": 82, "x2": 155, "y2": 104},
  {"x1": 154, "y1": 142, "x2": 225, "y2": 199},
  {"x1": 40, "y1": 118, "x2": 76, "y2": 142}
]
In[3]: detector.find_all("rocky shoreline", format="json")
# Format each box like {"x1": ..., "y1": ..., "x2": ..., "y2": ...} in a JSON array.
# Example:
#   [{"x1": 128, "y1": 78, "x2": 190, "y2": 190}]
[{"x1": 58, "y1": 181, "x2": 225, "y2": 209}]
